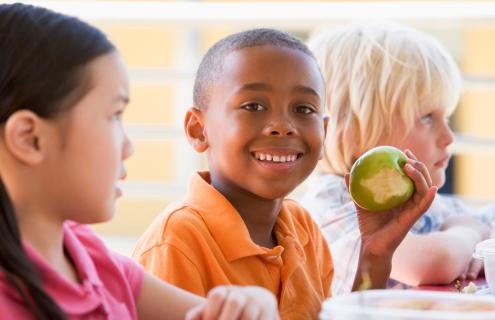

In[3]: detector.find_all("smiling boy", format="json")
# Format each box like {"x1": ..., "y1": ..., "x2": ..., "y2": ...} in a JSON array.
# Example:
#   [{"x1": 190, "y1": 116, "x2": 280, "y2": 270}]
[{"x1": 132, "y1": 28, "x2": 436, "y2": 319}]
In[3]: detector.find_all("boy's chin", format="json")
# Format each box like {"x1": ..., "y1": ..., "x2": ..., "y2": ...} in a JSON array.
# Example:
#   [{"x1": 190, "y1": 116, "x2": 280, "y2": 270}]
[
  {"x1": 432, "y1": 173, "x2": 446, "y2": 189},
  {"x1": 254, "y1": 187, "x2": 294, "y2": 201}
]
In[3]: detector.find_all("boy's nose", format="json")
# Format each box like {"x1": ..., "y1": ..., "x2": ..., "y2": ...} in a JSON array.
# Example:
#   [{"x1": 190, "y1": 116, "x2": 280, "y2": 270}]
[
  {"x1": 439, "y1": 121, "x2": 454, "y2": 147},
  {"x1": 263, "y1": 121, "x2": 296, "y2": 136}
]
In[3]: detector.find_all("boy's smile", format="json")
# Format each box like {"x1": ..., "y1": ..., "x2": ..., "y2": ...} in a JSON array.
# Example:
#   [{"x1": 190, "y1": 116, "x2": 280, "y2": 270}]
[{"x1": 196, "y1": 45, "x2": 327, "y2": 200}]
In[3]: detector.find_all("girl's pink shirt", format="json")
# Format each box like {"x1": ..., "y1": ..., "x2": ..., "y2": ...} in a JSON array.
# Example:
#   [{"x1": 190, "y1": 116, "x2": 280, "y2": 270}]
[{"x1": 0, "y1": 221, "x2": 144, "y2": 319}]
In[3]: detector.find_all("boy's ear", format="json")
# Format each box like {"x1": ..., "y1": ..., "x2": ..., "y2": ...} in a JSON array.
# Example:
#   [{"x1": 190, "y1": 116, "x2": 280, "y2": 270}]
[
  {"x1": 323, "y1": 115, "x2": 329, "y2": 139},
  {"x1": 184, "y1": 107, "x2": 208, "y2": 153},
  {"x1": 319, "y1": 115, "x2": 330, "y2": 160},
  {"x1": 3, "y1": 110, "x2": 44, "y2": 165}
]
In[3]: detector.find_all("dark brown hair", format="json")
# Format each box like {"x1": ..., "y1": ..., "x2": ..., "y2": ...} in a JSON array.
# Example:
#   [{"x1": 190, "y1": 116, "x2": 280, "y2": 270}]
[{"x1": 0, "y1": 3, "x2": 115, "y2": 319}]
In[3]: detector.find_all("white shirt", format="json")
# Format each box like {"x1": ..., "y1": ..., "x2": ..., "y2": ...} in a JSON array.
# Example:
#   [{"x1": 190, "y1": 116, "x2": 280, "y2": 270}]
[{"x1": 300, "y1": 173, "x2": 495, "y2": 295}]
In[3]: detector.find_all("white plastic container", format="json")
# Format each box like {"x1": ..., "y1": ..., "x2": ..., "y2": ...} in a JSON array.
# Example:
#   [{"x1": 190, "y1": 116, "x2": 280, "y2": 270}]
[
  {"x1": 474, "y1": 238, "x2": 495, "y2": 294},
  {"x1": 320, "y1": 289, "x2": 495, "y2": 320}
]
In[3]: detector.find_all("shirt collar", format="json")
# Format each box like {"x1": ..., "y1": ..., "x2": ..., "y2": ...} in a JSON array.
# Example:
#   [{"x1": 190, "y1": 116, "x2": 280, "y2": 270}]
[
  {"x1": 185, "y1": 171, "x2": 308, "y2": 261},
  {"x1": 19, "y1": 222, "x2": 103, "y2": 313}
]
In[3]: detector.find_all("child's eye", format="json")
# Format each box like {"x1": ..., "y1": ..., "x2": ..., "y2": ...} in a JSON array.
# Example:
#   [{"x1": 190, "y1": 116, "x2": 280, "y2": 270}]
[
  {"x1": 420, "y1": 114, "x2": 433, "y2": 125},
  {"x1": 113, "y1": 110, "x2": 124, "y2": 121},
  {"x1": 294, "y1": 105, "x2": 316, "y2": 114},
  {"x1": 242, "y1": 103, "x2": 265, "y2": 112}
]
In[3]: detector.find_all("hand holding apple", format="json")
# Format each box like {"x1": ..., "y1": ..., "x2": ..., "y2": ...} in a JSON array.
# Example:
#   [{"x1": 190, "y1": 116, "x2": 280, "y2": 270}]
[
  {"x1": 350, "y1": 146, "x2": 414, "y2": 211},
  {"x1": 348, "y1": 148, "x2": 437, "y2": 290}
]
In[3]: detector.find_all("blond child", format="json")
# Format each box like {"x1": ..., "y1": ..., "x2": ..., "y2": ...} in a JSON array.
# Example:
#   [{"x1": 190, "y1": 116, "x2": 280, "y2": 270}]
[
  {"x1": 0, "y1": 4, "x2": 279, "y2": 319},
  {"x1": 132, "y1": 28, "x2": 436, "y2": 319},
  {"x1": 301, "y1": 22, "x2": 492, "y2": 295}
]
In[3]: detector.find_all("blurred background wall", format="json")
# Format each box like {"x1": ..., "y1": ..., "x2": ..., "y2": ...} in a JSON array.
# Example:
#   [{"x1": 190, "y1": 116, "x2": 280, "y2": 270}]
[{"x1": 15, "y1": 0, "x2": 495, "y2": 254}]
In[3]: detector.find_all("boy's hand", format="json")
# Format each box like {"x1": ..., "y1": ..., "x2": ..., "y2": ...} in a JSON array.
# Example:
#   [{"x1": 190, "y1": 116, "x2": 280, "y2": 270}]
[
  {"x1": 350, "y1": 149, "x2": 437, "y2": 290},
  {"x1": 185, "y1": 285, "x2": 279, "y2": 320},
  {"x1": 349, "y1": 149, "x2": 437, "y2": 258}
]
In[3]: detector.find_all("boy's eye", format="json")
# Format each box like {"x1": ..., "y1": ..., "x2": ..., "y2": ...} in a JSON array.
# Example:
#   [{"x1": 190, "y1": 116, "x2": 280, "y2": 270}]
[
  {"x1": 242, "y1": 103, "x2": 265, "y2": 112},
  {"x1": 420, "y1": 114, "x2": 433, "y2": 125},
  {"x1": 294, "y1": 105, "x2": 316, "y2": 114}
]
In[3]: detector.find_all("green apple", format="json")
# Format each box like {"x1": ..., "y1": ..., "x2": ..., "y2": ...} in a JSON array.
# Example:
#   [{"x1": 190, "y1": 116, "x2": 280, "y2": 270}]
[{"x1": 349, "y1": 146, "x2": 414, "y2": 211}]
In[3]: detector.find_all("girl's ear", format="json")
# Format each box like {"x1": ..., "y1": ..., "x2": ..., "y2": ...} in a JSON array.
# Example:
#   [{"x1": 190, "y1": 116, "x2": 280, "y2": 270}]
[
  {"x1": 184, "y1": 107, "x2": 208, "y2": 153},
  {"x1": 4, "y1": 110, "x2": 44, "y2": 165}
]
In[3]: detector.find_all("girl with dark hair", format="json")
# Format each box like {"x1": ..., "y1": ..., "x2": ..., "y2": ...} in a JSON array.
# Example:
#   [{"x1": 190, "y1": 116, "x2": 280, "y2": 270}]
[{"x1": 0, "y1": 3, "x2": 278, "y2": 320}]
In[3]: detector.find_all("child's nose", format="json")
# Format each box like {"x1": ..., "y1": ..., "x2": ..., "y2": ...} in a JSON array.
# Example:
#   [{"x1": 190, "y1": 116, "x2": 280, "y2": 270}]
[
  {"x1": 263, "y1": 121, "x2": 296, "y2": 136},
  {"x1": 439, "y1": 121, "x2": 454, "y2": 147},
  {"x1": 122, "y1": 134, "x2": 135, "y2": 160}
]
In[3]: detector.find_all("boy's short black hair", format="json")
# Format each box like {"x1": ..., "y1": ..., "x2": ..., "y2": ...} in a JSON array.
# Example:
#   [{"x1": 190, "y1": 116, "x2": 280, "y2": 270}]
[{"x1": 193, "y1": 28, "x2": 314, "y2": 109}]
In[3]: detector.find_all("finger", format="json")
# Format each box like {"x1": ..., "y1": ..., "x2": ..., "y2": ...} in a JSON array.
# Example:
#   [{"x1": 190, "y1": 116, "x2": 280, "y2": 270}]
[
  {"x1": 415, "y1": 186, "x2": 437, "y2": 216},
  {"x1": 185, "y1": 304, "x2": 204, "y2": 320},
  {"x1": 406, "y1": 159, "x2": 432, "y2": 187},
  {"x1": 202, "y1": 287, "x2": 229, "y2": 320},
  {"x1": 404, "y1": 163, "x2": 429, "y2": 196},
  {"x1": 467, "y1": 259, "x2": 484, "y2": 280},
  {"x1": 398, "y1": 186, "x2": 437, "y2": 228},
  {"x1": 239, "y1": 304, "x2": 262, "y2": 320},
  {"x1": 217, "y1": 290, "x2": 246, "y2": 320},
  {"x1": 344, "y1": 173, "x2": 350, "y2": 190},
  {"x1": 405, "y1": 149, "x2": 418, "y2": 161}
]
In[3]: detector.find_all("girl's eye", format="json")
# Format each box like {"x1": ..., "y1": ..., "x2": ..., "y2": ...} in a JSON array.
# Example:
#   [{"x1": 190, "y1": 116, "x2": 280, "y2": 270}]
[
  {"x1": 113, "y1": 110, "x2": 124, "y2": 120},
  {"x1": 420, "y1": 114, "x2": 433, "y2": 125},
  {"x1": 294, "y1": 105, "x2": 316, "y2": 114},
  {"x1": 242, "y1": 103, "x2": 265, "y2": 112}
]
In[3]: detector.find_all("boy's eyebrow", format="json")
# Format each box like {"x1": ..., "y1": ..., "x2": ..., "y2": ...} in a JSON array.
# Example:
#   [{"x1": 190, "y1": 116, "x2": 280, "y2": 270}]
[
  {"x1": 238, "y1": 82, "x2": 272, "y2": 92},
  {"x1": 238, "y1": 83, "x2": 321, "y2": 99},
  {"x1": 292, "y1": 85, "x2": 321, "y2": 99}
]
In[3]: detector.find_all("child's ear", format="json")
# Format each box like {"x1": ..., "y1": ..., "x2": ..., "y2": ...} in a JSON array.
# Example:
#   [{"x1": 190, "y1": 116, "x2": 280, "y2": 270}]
[
  {"x1": 3, "y1": 110, "x2": 44, "y2": 165},
  {"x1": 319, "y1": 115, "x2": 330, "y2": 160},
  {"x1": 184, "y1": 107, "x2": 208, "y2": 153},
  {"x1": 323, "y1": 115, "x2": 329, "y2": 139}
]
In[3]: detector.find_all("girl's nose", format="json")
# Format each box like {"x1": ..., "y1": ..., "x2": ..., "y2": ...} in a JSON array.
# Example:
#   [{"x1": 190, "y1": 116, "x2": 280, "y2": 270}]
[{"x1": 122, "y1": 133, "x2": 134, "y2": 160}]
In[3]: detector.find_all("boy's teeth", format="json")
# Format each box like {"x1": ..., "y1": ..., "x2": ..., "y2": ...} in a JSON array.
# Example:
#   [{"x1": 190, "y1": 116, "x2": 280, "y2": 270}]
[{"x1": 254, "y1": 152, "x2": 298, "y2": 162}]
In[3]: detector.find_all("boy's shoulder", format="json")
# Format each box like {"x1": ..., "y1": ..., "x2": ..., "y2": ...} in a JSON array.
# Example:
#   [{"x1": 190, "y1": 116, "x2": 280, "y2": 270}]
[
  {"x1": 147, "y1": 200, "x2": 207, "y2": 236},
  {"x1": 132, "y1": 200, "x2": 210, "y2": 252}
]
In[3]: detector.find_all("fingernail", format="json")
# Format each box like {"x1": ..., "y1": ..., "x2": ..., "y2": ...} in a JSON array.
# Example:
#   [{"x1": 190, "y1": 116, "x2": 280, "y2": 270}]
[{"x1": 404, "y1": 164, "x2": 413, "y2": 171}]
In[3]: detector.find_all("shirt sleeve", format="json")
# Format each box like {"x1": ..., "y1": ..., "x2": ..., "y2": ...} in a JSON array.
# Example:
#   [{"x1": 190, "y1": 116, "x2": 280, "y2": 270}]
[
  {"x1": 110, "y1": 252, "x2": 145, "y2": 302},
  {"x1": 133, "y1": 243, "x2": 207, "y2": 297}
]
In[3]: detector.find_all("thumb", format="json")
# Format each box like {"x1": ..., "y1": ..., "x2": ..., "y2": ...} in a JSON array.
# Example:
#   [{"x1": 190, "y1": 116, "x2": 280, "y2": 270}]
[
  {"x1": 344, "y1": 173, "x2": 350, "y2": 190},
  {"x1": 403, "y1": 186, "x2": 437, "y2": 226},
  {"x1": 185, "y1": 304, "x2": 204, "y2": 320}
]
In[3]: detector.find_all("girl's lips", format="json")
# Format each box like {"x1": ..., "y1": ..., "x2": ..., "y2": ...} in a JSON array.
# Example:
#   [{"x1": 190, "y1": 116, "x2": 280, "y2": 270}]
[{"x1": 115, "y1": 186, "x2": 122, "y2": 197}]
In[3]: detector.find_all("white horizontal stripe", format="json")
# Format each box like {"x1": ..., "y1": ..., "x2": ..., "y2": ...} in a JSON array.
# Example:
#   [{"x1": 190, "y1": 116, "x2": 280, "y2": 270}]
[{"x1": 9, "y1": 1, "x2": 495, "y2": 23}]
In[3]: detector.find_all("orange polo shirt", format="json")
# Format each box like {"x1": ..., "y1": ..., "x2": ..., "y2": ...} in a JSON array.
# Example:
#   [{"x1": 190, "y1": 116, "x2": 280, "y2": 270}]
[{"x1": 132, "y1": 172, "x2": 333, "y2": 319}]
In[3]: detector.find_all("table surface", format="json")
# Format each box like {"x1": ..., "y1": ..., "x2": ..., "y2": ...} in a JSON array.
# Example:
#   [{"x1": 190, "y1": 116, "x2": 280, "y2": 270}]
[{"x1": 414, "y1": 277, "x2": 489, "y2": 293}]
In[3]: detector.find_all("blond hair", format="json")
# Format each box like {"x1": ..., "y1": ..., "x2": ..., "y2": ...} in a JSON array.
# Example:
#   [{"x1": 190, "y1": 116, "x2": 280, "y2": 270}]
[{"x1": 309, "y1": 22, "x2": 462, "y2": 176}]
